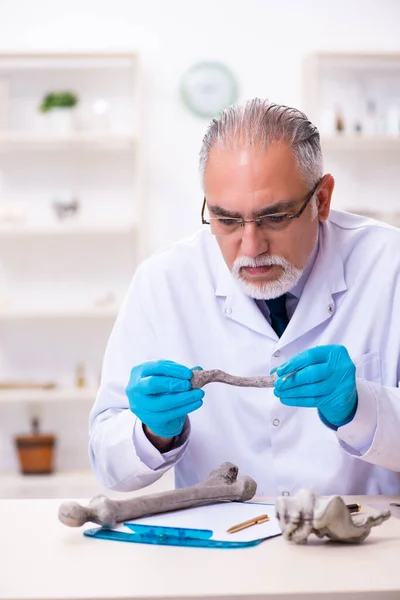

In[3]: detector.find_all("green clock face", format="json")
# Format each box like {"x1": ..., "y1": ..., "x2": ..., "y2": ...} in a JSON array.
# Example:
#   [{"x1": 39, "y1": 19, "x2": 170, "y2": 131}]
[{"x1": 180, "y1": 61, "x2": 239, "y2": 118}]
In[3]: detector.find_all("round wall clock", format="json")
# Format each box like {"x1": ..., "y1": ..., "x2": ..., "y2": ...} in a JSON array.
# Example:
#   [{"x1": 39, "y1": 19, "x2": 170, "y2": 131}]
[{"x1": 180, "y1": 61, "x2": 239, "y2": 118}]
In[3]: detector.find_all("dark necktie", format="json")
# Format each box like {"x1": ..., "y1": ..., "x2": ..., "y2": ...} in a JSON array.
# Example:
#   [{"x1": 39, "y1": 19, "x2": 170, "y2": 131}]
[{"x1": 265, "y1": 294, "x2": 289, "y2": 337}]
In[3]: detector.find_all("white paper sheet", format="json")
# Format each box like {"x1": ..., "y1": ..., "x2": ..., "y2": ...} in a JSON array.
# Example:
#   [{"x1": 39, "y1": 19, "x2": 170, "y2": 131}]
[{"x1": 123, "y1": 502, "x2": 281, "y2": 543}]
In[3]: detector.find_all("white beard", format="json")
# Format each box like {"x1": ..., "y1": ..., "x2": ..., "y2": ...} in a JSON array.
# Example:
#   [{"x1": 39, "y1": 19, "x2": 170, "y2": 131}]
[{"x1": 231, "y1": 254, "x2": 303, "y2": 300}]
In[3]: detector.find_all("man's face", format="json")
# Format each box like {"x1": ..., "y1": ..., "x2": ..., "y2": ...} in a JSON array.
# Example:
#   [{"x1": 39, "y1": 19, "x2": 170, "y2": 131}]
[{"x1": 203, "y1": 142, "x2": 333, "y2": 299}]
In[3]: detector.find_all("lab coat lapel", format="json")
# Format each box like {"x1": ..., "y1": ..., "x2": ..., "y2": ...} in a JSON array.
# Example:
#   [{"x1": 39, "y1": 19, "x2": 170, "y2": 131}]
[
  {"x1": 215, "y1": 260, "x2": 274, "y2": 338},
  {"x1": 214, "y1": 219, "x2": 347, "y2": 342},
  {"x1": 280, "y1": 219, "x2": 348, "y2": 348}
]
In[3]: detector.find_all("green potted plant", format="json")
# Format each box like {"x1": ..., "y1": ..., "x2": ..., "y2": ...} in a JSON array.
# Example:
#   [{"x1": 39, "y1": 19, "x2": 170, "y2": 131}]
[{"x1": 38, "y1": 90, "x2": 79, "y2": 133}]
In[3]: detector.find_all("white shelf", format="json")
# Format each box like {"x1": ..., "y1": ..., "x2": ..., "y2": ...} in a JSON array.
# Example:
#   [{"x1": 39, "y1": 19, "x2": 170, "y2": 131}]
[
  {"x1": 0, "y1": 469, "x2": 174, "y2": 499},
  {"x1": 321, "y1": 135, "x2": 400, "y2": 151},
  {"x1": 0, "y1": 52, "x2": 138, "y2": 71},
  {"x1": 0, "y1": 470, "x2": 127, "y2": 499},
  {"x1": 0, "y1": 131, "x2": 136, "y2": 151},
  {"x1": 307, "y1": 52, "x2": 400, "y2": 71},
  {"x1": 0, "y1": 305, "x2": 118, "y2": 320},
  {"x1": 0, "y1": 387, "x2": 97, "y2": 403},
  {"x1": 0, "y1": 221, "x2": 136, "y2": 237}
]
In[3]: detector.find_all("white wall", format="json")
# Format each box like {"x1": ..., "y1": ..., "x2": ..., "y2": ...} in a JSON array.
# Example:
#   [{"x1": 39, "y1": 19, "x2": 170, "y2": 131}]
[{"x1": 1, "y1": 0, "x2": 399, "y2": 254}]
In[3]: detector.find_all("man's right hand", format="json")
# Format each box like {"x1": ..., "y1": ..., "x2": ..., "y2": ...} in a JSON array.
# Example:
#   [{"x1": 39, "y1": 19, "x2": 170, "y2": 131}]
[{"x1": 126, "y1": 360, "x2": 205, "y2": 439}]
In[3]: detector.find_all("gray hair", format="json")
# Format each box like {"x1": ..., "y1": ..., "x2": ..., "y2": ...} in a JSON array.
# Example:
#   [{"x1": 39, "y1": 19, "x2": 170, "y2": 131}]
[{"x1": 199, "y1": 98, "x2": 323, "y2": 188}]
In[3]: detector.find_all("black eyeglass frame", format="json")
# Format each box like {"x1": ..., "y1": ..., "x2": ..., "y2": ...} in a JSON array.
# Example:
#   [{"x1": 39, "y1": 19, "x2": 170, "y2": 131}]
[{"x1": 201, "y1": 177, "x2": 323, "y2": 228}]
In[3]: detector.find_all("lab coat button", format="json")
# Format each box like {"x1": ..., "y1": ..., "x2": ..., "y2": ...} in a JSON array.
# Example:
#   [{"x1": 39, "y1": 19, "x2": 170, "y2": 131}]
[
  {"x1": 328, "y1": 303, "x2": 334, "y2": 313},
  {"x1": 272, "y1": 418, "x2": 280, "y2": 427},
  {"x1": 273, "y1": 350, "x2": 280, "y2": 358},
  {"x1": 282, "y1": 491, "x2": 290, "y2": 496},
  {"x1": 224, "y1": 307, "x2": 232, "y2": 315}
]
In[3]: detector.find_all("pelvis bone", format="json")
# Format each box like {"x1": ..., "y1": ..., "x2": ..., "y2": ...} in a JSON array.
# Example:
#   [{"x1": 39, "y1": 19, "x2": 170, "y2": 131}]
[
  {"x1": 58, "y1": 462, "x2": 257, "y2": 528},
  {"x1": 276, "y1": 488, "x2": 391, "y2": 544}
]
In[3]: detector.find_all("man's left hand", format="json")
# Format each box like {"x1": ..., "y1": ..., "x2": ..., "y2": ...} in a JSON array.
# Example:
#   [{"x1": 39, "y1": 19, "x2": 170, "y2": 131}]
[{"x1": 272, "y1": 345, "x2": 357, "y2": 428}]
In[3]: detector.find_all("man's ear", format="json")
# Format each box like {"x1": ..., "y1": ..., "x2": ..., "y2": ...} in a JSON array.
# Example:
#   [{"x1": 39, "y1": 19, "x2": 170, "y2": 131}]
[{"x1": 317, "y1": 174, "x2": 334, "y2": 222}]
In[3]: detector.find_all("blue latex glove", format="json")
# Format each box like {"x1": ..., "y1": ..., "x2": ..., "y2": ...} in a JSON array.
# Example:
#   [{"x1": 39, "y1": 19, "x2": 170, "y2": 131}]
[
  {"x1": 126, "y1": 360, "x2": 204, "y2": 438},
  {"x1": 272, "y1": 345, "x2": 357, "y2": 428}
]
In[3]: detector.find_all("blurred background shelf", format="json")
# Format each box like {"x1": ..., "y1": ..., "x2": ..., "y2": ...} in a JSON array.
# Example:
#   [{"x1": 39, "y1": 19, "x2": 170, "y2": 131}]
[
  {"x1": 0, "y1": 387, "x2": 98, "y2": 403},
  {"x1": 0, "y1": 468, "x2": 174, "y2": 499},
  {"x1": 0, "y1": 53, "x2": 138, "y2": 71},
  {"x1": 0, "y1": 305, "x2": 119, "y2": 320},
  {"x1": 302, "y1": 51, "x2": 400, "y2": 215},
  {"x1": 0, "y1": 221, "x2": 136, "y2": 237},
  {"x1": 321, "y1": 135, "x2": 400, "y2": 151},
  {"x1": 0, "y1": 131, "x2": 137, "y2": 151}
]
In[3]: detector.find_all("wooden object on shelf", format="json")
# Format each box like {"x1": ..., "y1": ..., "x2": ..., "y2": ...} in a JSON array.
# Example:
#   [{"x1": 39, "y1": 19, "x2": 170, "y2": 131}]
[
  {"x1": 335, "y1": 108, "x2": 344, "y2": 133},
  {"x1": 75, "y1": 364, "x2": 86, "y2": 388},
  {"x1": 14, "y1": 417, "x2": 56, "y2": 475},
  {"x1": 0, "y1": 381, "x2": 56, "y2": 390}
]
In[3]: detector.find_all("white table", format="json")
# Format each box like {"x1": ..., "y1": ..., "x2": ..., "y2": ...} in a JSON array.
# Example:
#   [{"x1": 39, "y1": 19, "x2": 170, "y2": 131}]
[{"x1": 2, "y1": 495, "x2": 400, "y2": 600}]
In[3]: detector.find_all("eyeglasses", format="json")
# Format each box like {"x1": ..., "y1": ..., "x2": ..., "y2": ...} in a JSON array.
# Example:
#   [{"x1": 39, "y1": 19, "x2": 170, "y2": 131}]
[{"x1": 201, "y1": 178, "x2": 322, "y2": 237}]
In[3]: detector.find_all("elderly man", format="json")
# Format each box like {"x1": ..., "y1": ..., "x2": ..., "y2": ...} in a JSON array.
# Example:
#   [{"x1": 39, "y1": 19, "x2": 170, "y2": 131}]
[{"x1": 89, "y1": 98, "x2": 400, "y2": 497}]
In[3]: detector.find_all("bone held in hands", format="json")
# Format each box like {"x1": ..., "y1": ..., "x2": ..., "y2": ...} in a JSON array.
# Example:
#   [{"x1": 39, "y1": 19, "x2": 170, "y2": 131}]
[
  {"x1": 190, "y1": 369, "x2": 278, "y2": 389},
  {"x1": 58, "y1": 462, "x2": 257, "y2": 528}
]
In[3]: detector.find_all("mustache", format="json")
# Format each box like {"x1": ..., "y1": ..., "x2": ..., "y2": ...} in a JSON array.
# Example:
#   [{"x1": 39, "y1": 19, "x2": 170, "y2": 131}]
[{"x1": 233, "y1": 254, "x2": 291, "y2": 269}]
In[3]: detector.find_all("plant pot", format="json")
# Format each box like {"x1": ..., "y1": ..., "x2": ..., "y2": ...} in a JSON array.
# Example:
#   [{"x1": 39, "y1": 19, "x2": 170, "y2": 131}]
[
  {"x1": 46, "y1": 107, "x2": 75, "y2": 134},
  {"x1": 15, "y1": 434, "x2": 55, "y2": 475},
  {"x1": 14, "y1": 418, "x2": 56, "y2": 475}
]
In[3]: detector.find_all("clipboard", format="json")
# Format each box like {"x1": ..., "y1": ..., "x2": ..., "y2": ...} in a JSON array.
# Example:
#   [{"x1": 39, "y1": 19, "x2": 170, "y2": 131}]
[{"x1": 83, "y1": 501, "x2": 282, "y2": 549}]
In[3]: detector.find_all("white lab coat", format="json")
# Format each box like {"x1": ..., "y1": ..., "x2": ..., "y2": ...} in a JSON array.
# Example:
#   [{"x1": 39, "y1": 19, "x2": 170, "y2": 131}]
[{"x1": 89, "y1": 210, "x2": 400, "y2": 496}]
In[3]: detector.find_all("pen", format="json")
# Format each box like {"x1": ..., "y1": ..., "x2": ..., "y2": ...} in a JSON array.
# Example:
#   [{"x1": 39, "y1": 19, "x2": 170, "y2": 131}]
[
  {"x1": 227, "y1": 504, "x2": 360, "y2": 535},
  {"x1": 227, "y1": 514, "x2": 269, "y2": 534}
]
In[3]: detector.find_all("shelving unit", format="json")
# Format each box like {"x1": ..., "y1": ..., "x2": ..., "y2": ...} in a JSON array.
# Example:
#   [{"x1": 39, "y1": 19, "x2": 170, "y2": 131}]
[
  {"x1": 302, "y1": 53, "x2": 400, "y2": 219},
  {"x1": 302, "y1": 53, "x2": 400, "y2": 135},
  {"x1": 0, "y1": 51, "x2": 145, "y2": 481}
]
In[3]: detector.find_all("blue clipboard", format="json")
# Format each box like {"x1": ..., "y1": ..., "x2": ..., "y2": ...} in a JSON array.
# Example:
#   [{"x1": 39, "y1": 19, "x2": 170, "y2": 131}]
[
  {"x1": 84, "y1": 522, "x2": 271, "y2": 548},
  {"x1": 83, "y1": 502, "x2": 281, "y2": 549}
]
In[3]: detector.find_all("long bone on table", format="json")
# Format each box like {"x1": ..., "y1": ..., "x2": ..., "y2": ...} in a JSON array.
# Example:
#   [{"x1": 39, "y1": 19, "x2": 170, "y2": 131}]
[
  {"x1": 190, "y1": 369, "x2": 278, "y2": 389},
  {"x1": 58, "y1": 462, "x2": 257, "y2": 528},
  {"x1": 58, "y1": 372, "x2": 276, "y2": 529}
]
